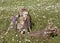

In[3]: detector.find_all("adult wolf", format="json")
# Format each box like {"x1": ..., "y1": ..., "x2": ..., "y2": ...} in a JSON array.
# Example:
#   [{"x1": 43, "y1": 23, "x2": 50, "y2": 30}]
[
  {"x1": 17, "y1": 8, "x2": 32, "y2": 34},
  {"x1": 5, "y1": 8, "x2": 32, "y2": 35}
]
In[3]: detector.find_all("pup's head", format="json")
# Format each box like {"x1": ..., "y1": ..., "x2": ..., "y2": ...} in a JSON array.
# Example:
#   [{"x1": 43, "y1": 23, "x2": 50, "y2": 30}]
[
  {"x1": 19, "y1": 8, "x2": 29, "y2": 17},
  {"x1": 44, "y1": 27, "x2": 59, "y2": 37}
]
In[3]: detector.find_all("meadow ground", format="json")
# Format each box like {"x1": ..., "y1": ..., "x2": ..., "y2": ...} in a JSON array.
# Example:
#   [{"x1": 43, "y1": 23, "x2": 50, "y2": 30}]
[{"x1": 0, "y1": 0, "x2": 60, "y2": 43}]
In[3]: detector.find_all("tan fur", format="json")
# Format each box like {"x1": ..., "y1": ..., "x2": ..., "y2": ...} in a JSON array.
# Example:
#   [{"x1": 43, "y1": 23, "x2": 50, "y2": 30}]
[
  {"x1": 28, "y1": 21, "x2": 59, "y2": 39},
  {"x1": 17, "y1": 8, "x2": 31, "y2": 34}
]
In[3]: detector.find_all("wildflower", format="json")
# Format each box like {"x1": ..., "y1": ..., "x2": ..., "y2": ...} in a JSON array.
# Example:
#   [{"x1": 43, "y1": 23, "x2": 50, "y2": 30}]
[
  {"x1": 1, "y1": 36, "x2": 3, "y2": 38},
  {"x1": 1, "y1": 15, "x2": 3, "y2": 17},
  {"x1": 37, "y1": 4, "x2": 40, "y2": 6},
  {"x1": 25, "y1": 39, "x2": 30, "y2": 42},
  {"x1": 19, "y1": 41, "x2": 21, "y2": 43},
  {"x1": 16, "y1": 34, "x2": 18, "y2": 37},
  {"x1": 12, "y1": 38, "x2": 14, "y2": 41},
  {"x1": 43, "y1": 16, "x2": 46, "y2": 18},
  {"x1": 45, "y1": 6, "x2": 51, "y2": 10}
]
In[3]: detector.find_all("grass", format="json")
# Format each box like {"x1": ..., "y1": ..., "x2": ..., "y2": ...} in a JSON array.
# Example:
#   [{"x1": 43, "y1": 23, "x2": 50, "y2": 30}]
[{"x1": 0, "y1": 0, "x2": 60, "y2": 43}]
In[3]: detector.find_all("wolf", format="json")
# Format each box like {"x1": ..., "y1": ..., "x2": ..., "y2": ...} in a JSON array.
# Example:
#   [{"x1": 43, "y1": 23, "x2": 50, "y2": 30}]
[
  {"x1": 4, "y1": 8, "x2": 32, "y2": 35},
  {"x1": 17, "y1": 8, "x2": 32, "y2": 34}
]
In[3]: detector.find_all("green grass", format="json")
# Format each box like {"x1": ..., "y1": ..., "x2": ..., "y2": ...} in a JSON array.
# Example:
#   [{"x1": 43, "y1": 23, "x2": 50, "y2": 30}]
[{"x1": 0, "y1": 0, "x2": 60, "y2": 43}]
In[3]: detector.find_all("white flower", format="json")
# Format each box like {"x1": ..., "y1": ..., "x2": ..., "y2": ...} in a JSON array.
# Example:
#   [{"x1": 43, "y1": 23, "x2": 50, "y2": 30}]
[
  {"x1": 25, "y1": 39, "x2": 30, "y2": 42},
  {"x1": 37, "y1": 4, "x2": 40, "y2": 6},
  {"x1": 12, "y1": 38, "x2": 14, "y2": 41},
  {"x1": 19, "y1": 41, "x2": 21, "y2": 43},
  {"x1": 16, "y1": 34, "x2": 18, "y2": 37},
  {"x1": 1, "y1": 15, "x2": 3, "y2": 17},
  {"x1": 43, "y1": 16, "x2": 46, "y2": 18},
  {"x1": 45, "y1": 6, "x2": 51, "y2": 9},
  {"x1": 1, "y1": 36, "x2": 3, "y2": 38},
  {"x1": 55, "y1": 26, "x2": 57, "y2": 28}
]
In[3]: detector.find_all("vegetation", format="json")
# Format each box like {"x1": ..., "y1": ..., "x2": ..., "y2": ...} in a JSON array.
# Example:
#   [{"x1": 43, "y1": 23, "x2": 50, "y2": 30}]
[{"x1": 0, "y1": 0, "x2": 60, "y2": 43}]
